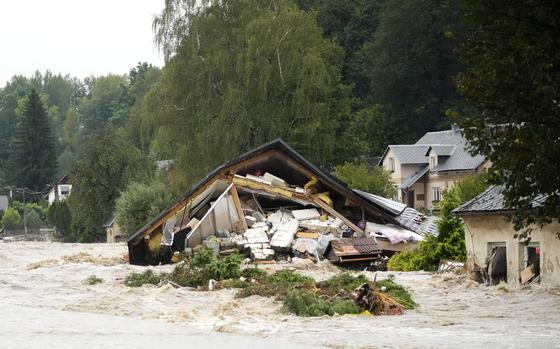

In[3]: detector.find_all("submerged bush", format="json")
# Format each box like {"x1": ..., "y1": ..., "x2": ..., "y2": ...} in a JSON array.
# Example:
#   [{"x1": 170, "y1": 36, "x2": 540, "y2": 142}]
[
  {"x1": 124, "y1": 249, "x2": 242, "y2": 288},
  {"x1": 282, "y1": 289, "x2": 360, "y2": 316},
  {"x1": 124, "y1": 269, "x2": 162, "y2": 287},
  {"x1": 85, "y1": 275, "x2": 104, "y2": 285},
  {"x1": 375, "y1": 278, "x2": 416, "y2": 309}
]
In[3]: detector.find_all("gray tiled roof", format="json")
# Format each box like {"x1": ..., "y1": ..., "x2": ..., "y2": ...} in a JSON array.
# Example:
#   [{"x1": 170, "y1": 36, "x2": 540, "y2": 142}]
[
  {"x1": 416, "y1": 130, "x2": 465, "y2": 145},
  {"x1": 389, "y1": 145, "x2": 430, "y2": 165},
  {"x1": 453, "y1": 186, "x2": 505, "y2": 214},
  {"x1": 453, "y1": 185, "x2": 546, "y2": 215},
  {"x1": 399, "y1": 165, "x2": 429, "y2": 189},
  {"x1": 428, "y1": 145, "x2": 456, "y2": 156},
  {"x1": 418, "y1": 129, "x2": 486, "y2": 172},
  {"x1": 381, "y1": 129, "x2": 486, "y2": 172}
]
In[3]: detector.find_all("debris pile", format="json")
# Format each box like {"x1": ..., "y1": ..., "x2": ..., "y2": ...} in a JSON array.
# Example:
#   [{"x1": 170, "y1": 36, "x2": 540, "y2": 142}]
[{"x1": 127, "y1": 140, "x2": 438, "y2": 266}]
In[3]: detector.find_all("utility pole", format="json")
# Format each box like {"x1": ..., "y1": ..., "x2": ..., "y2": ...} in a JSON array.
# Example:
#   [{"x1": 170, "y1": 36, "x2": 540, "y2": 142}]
[{"x1": 22, "y1": 187, "x2": 27, "y2": 235}]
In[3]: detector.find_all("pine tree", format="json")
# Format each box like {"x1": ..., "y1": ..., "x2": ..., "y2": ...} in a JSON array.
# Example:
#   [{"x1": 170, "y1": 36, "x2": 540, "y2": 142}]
[{"x1": 10, "y1": 89, "x2": 56, "y2": 191}]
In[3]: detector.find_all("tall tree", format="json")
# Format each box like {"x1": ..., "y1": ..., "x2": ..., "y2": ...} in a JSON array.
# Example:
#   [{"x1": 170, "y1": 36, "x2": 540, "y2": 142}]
[
  {"x1": 9, "y1": 89, "x2": 56, "y2": 190},
  {"x1": 140, "y1": 0, "x2": 349, "y2": 186},
  {"x1": 68, "y1": 128, "x2": 153, "y2": 242},
  {"x1": 455, "y1": 0, "x2": 560, "y2": 233},
  {"x1": 363, "y1": 0, "x2": 461, "y2": 146},
  {"x1": 78, "y1": 75, "x2": 129, "y2": 134}
]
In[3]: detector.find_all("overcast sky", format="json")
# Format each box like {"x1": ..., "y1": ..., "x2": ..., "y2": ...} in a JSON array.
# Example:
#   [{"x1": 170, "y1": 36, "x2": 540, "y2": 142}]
[{"x1": 0, "y1": 0, "x2": 164, "y2": 86}]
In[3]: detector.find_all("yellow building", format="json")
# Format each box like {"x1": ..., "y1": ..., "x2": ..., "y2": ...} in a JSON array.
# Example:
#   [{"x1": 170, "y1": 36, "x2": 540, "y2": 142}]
[{"x1": 454, "y1": 186, "x2": 559, "y2": 287}]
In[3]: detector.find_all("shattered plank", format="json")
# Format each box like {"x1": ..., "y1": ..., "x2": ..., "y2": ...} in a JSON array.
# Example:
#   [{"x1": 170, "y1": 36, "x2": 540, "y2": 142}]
[{"x1": 229, "y1": 184, "x2": 248, "y2": 231}]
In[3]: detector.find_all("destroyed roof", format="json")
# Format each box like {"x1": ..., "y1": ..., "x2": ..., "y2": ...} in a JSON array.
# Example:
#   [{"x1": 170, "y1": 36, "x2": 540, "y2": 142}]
[
  {"x1": 128, "y1": 139, "x2": 402, "y2": 245},
  {"x1": 353, "y1": 189, "x2": 439, "y2": 236},
  {"x1": 453, "y1": 185, "x2": 547, "y2": 215}
]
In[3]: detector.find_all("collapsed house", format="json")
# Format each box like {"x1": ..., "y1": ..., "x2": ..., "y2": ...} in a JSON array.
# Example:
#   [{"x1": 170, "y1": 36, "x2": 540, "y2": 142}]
[{"x1": 127, "y1": 140, "x2": 438, "y2": 266}]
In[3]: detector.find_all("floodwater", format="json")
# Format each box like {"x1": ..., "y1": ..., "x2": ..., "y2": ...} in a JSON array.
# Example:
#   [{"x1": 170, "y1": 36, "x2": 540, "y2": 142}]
[{"x1": 1, "y1": 241, "x2": 559, "y2": 349}]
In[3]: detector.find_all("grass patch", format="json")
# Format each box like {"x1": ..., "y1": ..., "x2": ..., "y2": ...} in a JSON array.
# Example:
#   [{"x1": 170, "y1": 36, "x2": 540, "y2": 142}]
[{"x1": 85, "y1": 275, "x2": 104, "y2": 285}]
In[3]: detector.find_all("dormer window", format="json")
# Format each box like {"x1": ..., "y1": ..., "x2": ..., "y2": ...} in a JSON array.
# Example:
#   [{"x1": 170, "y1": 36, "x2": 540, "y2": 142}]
[
  {"x1": 389, "y1": 157, "x2": 395, "y2": 172},
  {"x1": 430, "y1": 156, "x2": 437, "y2": 169}
]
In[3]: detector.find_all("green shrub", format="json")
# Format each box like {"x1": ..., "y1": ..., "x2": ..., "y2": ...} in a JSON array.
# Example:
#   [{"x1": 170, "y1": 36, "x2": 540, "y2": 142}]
[
  {"x1": 11, "y1": 201, "x2": 48, "y2": 223},
  {"x1": 375, "y1": 279, "x2": 416, "y2": 309},
  {"x1": 85, "y1": 275, "x2": 104, "y2": 285},
  {"x1": 282, "y1": 289, "x2": 360, "y2": 316},
  {"x1": 240, "y1": 266, "x2": 268, "y2": 280},
  {"x1": 388, "y1": 174, "x2": 487, "y2": 271},
  {"x1": 115, "y1": 179, "x2": 174, "y2": 238},
  {"x1": 124, "y1": 269, "x2": 162, "y2": 287},
  {"x1": 48, "y1": 200, "x2": 73, "y2": 241},
  {"x1": 334, "y1": 162, "x2": 396, "y2": 198},
  {"x1": 25, "y1": 210, "x2": 44, "y2": 229},
  {"x1": 317, "y1": 273, "x2": 369, "y2": 294},
  {"x1": 124, "y1": 250, "x2": 243, "y2": 289},
  {"x1": 2, "y1": 208, "x2": 21, "y2": 229}
]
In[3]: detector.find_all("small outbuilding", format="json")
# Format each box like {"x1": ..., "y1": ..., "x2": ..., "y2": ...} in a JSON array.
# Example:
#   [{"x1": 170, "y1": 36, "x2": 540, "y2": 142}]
[
  {"x1": 104, "y1": 214, "x2": 124, "y2": 243},
  {"x1": 454, "y1": 186, "x2": 560, "y2": 287}
]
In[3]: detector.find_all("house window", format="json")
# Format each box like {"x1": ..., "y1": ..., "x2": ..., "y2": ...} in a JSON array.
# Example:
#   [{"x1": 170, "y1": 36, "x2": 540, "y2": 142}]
[
  {"x1": 389, "y1": 157, "x2": 395, "y2": 173},
  {"x1": 416, "y1": 193, "x2": 425, "y2": 201},
  {"x1": 59, "y1": 185, "x2": 71, "y2": 196},
  {"x1": 432, "y1": 187, "x2": 442, "y2": 202}
]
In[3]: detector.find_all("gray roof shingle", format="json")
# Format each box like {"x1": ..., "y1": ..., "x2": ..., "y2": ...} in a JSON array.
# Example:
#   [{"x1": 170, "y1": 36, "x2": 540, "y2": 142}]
[
  {"x1": 418, "y1": 129, "x2": 486, "y2": 172},
  {"x1": 453, "y1": 185, "x2": 546, "y2": 215},
  {"x1": 388, "y1": 145, "x2": 430, "y2": 165},
  {"x1": 381, "y1": 128, "x2": 486, "y2": 172}
]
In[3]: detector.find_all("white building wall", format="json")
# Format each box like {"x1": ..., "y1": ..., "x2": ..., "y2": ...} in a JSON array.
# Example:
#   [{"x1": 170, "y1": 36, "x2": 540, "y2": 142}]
[{"x1": 463, "y1": 215, "x2": 560, "y2": 287}]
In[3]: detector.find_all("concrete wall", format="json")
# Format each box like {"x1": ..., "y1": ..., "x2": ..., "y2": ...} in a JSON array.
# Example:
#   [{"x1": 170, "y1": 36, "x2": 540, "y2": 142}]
[{"x1": 463, "y1": 214, "x2": 560, "y2": 287}]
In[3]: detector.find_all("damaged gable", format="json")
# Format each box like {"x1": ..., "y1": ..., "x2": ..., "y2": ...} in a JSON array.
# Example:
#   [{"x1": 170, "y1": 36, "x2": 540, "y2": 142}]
[{"x1": 128, "y1": 139, "x2": 433, "y2": 265}]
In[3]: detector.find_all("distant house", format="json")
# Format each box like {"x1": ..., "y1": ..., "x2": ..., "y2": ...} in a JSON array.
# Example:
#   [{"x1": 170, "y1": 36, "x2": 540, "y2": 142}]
[
  {"x1": 454, "y1": 186, "x2": 559, "y2": 287},
  {"x1": 47, "y1": 175, "x2": 72, "y2": 206},
  {"x1": 104, "y1": 214, "x2": 124, "y2": 243},
  {"x1": 379, "y1": 126, "x2": 490, "y2": 210}
]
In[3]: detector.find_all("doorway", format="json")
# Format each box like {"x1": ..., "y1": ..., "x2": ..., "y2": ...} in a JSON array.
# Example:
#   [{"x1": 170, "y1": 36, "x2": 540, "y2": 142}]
[
  {"x1": 486, "y1": 243, "x2": 507, "y2": 285},
  {"x1": 520, "y1": 242, "x2": 540, "y2": 284},
  {"x1": 406, "y1": 190, "x2": 414, "y2": 207}
]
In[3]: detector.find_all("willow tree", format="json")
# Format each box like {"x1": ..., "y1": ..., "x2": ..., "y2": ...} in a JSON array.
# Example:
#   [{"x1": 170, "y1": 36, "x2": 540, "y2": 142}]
[{"x1": 137, "y1": 0, "x2": 347, "y2": 185}]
